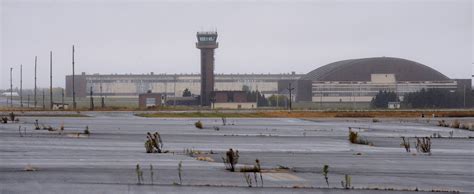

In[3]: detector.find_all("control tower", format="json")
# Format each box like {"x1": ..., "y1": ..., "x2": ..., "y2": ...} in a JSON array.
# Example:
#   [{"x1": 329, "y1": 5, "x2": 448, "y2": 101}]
[{"x1": 196, "y1": 31, "x2": 218, "y2": 106}]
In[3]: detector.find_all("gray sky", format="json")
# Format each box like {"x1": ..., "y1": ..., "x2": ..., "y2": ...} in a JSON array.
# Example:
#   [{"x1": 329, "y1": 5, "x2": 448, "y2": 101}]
[{"x1": 1, "y1": 0, "x2": 473, "y2": 89}]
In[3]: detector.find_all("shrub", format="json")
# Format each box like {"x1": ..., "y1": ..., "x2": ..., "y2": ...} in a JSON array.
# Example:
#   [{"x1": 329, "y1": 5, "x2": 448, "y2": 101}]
[
  {"x1": 348, "y1": 128, "x2": 373, "y2": 145},
  {"x1": 145, "y1": 140, "x2": 154, "y2": 153},
  {"x1": 437, "y1": 120, "x2": 445, "y2": 127},
  {"x1": 84, "y1": 126, "x2": 90, "y2": 135},
  {"x1": 240, "y1": 166, "x2": 260, "y2": 172},
  {"x1": 1, "y1": 117, "x2": 7, "y2": 124},
  {"x1": 438, "y1": 120, "x2": 450, "y2": 127},
  {"x1": 451, "y1": 120, "x2": 460, "y2": 128},
  {"x1": 372, "y1": 118, "x2": 379, "y2": 123},
  {"x1": 322, "y1": 165, "x2": 329, "y2": 187},
  {"x1": 195, "y1": 121, "x2": 203, "y2": 129},
  {"x1": 415, "y1": 137, "x2": 431, "y2": 154},
  {"x1": 348, "y1": 128, "x2": 358, "y2": 144},
  {"x1": 34, "y1": 120, "x2": 40, "y2": 130},
  {"x1": 144, "y1": 132, "x2": 163, "y2": 153},
  {"x1": 222, "y1": 148, "x2": 239, "y2": 172},
  {"x1": 400, "y1": 137, "x2": 411, "y2": 152}
]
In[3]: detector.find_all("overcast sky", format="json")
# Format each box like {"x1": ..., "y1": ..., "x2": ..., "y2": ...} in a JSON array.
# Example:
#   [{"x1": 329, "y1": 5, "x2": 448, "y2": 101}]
[{"x1": 1, "y1": 0, "x2": 473, "y2": 89}]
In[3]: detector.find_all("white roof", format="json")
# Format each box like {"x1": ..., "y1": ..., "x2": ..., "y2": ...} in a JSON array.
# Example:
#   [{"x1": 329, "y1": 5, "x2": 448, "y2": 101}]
[{"x1": 1, "y1": 92, "x2": 19, "y2": 96}]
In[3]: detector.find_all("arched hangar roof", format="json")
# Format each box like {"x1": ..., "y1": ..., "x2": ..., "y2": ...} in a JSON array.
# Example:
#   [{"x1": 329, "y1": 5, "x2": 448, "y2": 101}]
[{"x1": 301, "y1": 57, "x2": 450, "y2": 81}]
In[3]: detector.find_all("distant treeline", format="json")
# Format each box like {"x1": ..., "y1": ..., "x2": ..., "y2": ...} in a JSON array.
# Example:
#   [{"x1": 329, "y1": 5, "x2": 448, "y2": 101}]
[{"x1": 372, "y1": 88, "x2": 473, "y2": 108}]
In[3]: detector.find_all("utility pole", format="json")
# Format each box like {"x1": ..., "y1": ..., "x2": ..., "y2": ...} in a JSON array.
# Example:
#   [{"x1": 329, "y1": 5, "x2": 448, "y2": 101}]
[
  {"x1": 287, "y1": 83, "x2": 295, "y2": 111},
  {"x1": 50, "y1": 51, "x2": 53, "y2": 110},
  {"x1": 42, "y1": 89, "x2": 45, "y2": 110},
  {"x1": 20, "y1": 64, "x2": 23, "y2": 107},
  {"x1": 34, "y1": 56, "x2": 37, "y2": 108},
  {"x1": 72, "y1": 45, "x2": 76, "y2": 110},
  {"x1": 90, "y1": 86, "x2": 94, "y2": 111},
  {"x1": 10, "y1": 67, "x2": 13, "y2": 108},
  {"x1": 100, "y1": 74, "x2": 104, "y2": 108}
]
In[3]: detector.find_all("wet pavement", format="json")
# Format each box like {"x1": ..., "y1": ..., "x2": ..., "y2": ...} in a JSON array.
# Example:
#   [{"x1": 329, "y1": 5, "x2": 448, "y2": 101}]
[{"x1": 0, "y1": 112, "x2": 472, "y2": 193}]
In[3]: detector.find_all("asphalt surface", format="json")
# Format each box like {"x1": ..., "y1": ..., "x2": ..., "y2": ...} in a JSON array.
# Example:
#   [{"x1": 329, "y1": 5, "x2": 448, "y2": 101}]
[{"x1": 0, "y1": 112, "x2": 472, "y2": 193}]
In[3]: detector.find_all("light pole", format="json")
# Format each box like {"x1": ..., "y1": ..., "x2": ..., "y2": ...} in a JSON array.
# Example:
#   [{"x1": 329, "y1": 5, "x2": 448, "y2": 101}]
[
  {"x1": 10, "y1": 67, "x2": 13, "y2": 107},
  {"x1": 20, "y1": 65, "x2": 23, "y2": 107},
  {"x1": 287, "y1": 83, "x2": 295, "y2": 111},
  {"x1": 34, "y1": 56, "x2": 37, "y2": 108},
  {"x1": 72, "y1": 45, "x2": 76, "y2": 110},
  {"x1": 50, "y1": 51, "x2": 53, "y2": 110}
]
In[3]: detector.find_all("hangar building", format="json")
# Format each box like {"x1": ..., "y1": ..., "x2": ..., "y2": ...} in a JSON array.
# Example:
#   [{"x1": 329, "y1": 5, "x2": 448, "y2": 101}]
[{"x1": 295, "y1": 57, "x2": 468, "y2": 108}]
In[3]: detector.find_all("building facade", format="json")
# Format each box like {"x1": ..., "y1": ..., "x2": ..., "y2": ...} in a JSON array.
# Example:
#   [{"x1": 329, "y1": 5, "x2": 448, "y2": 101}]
[{"x1": 65, "y1": 72, "x2": 302, "y2": 98}]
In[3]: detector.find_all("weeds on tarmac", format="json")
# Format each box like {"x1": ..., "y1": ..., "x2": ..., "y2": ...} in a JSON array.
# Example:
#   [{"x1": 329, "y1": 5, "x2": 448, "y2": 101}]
[
  {"x1": 322, "y1": 165, "x2": 329, "y2": 187},
  {"x1": 150, "y1": 164, "x2": 154, "y2": 185},
  {"x1": 451, "y1": 120, "x2": 460, "y2": 128},
  {"x1": 400, "y1": 137, "x2": 411, "y2": 152},
  {"x1": 178, "y1": 161, "x2": 183, "y2": 185},
  {"x1": 221, "y1": 117, "x2": 227, "y2": 126},
  {"x1": 145, "y1": 132, "x2": 163, "y2": 153},
  {"x1": 415, "y1": 137, "x2": 431, "y2": 154},
  {"x1": 341, "y1": 174, "x2": 352, "y2": 189},
  {"x1": 348, "y1": 128, "x2": 373, "y2": 146},
  {"x1": 223, "y1": 148, "x2": 239, "y2": 172},
  {"x1": 136, "y1": 164, "x2": 144, "y2": 185},
  {"x1": 84, "y1": 126, "x2": 90, "y2": 135},
  {"x1": 243, "y1": 172, "x2": 253, "y2": 187},
  {"x1": 195, "y1": 120, "x2": 203, "y2": 129}
]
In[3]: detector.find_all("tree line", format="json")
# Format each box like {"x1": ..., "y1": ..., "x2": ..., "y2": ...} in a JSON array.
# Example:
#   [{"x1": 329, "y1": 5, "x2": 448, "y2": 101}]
[{"x1": 372, "y1": 88, "x2": 473, "y2": 108}]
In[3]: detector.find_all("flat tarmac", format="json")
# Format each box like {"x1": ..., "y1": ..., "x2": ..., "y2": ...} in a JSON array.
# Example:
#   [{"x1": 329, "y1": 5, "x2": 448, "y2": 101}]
[{"x1": 0, "y1": 112, "x2": 472, "y2": 193}]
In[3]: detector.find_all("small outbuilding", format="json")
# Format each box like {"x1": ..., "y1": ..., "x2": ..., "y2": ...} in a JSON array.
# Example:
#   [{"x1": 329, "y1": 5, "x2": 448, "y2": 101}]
[
  {"x1": 212, "y1": 91, "x2": 257, "y2": 109},
  {"x1": 138, "y1": 92, "x2": 164, "y2": 109},
  {"x1": 388, "y1": 101, "x2": 401, "y2": 109},
  {"x1": 52, "y1": 102, "x2": 69, "y2": 110}
]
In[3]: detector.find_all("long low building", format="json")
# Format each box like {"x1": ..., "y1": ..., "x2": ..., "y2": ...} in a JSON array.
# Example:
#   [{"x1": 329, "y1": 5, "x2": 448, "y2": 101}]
[{"x1": 65, "y1": 72, "x2": 302, "y2": 98}]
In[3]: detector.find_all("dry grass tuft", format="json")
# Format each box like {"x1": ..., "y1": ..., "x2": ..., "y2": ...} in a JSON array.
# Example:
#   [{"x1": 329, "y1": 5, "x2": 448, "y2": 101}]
[
  {"x1": 24, "y1": 164, "x2": 37, "y2": 171},
  {"x1": 196, "y1": 156, "x2": 214, "y2": 162},
  {"x1": 195, "y1": 120, "x2": 203, "y2": 129}
]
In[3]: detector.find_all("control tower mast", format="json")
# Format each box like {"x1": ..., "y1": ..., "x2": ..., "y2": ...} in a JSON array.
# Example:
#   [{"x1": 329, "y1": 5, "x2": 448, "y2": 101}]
[{"x1": 196, "y1": 31, "x2": 218, "y2": 106}]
